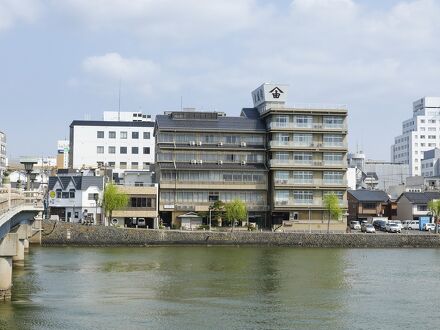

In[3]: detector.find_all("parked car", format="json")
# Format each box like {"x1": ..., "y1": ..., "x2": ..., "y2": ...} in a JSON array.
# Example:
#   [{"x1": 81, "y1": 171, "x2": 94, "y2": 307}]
[
  {"x1": 402, "y1": 220, "x2": 411, "y2": 230},
  {"x1": 386, "y1": 223, "x2": 401, "y2": 233},
  {"x1": 407, "y1": 220, "x2": 420, "y2": 230},
  {"x1": 379, "y1": 221, "x2": 388, "y2": 231},
  {"x1": 361, "y1": 224, "x2": 376, "y2": 233},
  {"x1": 423, "y1": 223, "x2": 436, "y2": 231},
  {"x1": 350, "y1": 221, "x2": 361, "y2": 230},
  {"x1": 391, "y1": 220, "x2": 402, "y2": 231}
]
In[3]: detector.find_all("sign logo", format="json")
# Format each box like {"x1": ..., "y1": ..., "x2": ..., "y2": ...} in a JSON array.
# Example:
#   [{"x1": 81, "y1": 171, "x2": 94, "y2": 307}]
[
  {"x1": 269, "y1": 87, "x2": 283, "y2": 99},
  {"x1": 49, "y1": 191, "x2": 56, "y2": 199}
]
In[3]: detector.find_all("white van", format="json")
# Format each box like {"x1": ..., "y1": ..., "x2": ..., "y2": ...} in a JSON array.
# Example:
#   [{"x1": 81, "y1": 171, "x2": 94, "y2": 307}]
[{"x1": 407, "y1": 220, "x2": 419, "y2": 230}]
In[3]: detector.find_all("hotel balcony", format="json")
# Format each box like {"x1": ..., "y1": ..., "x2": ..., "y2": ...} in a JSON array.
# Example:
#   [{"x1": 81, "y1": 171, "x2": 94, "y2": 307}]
[
  {"x1": 268, "y1": 122, "x2": 347, "y2": 132},
  {"x1": 269, "y1": 159, "x2": 346, "y2": 169},
  {"x1": 269, "y1": 141, "x2": 347, "y2": 150},
  {"x1": 159, "y1": 180, "x2": 267, "y2": 190},
  {"x1": 273, "y1": 178, "x2": 347, "y2": 188},
  {"x1": 274, "y1": 199, "x2": 348, "y2": 208}
]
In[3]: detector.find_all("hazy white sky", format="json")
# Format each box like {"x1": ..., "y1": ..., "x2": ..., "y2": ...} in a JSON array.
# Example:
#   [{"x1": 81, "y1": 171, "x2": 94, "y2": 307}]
[{"x1": 1, "y1": 0, "x2": 440, "y2": 161}]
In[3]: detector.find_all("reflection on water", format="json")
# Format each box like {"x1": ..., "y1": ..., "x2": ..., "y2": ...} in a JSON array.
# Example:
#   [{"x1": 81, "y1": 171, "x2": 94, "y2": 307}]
[{"x1": 1, "y1": 247, "x2": 440, "y2": 329}]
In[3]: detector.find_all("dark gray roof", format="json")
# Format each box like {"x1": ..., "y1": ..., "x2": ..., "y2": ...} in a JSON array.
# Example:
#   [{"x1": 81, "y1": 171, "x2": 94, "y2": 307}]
[
  {"x1": 49, "y1": 175, "x2": 104, "y2": 191},
  {"x1": 155, "y1": 114, "x2": 266, "y2": 132},
  {"x1": 348, "y1": 190, "x2": 389, "y2": 202},
  {"x1": 240, "y1": 108, "x2": 260, "y2": 119},
  {"x1": 70, "y1": 120, "x2": 154, "y2": 127},
  {"x1": 398, "y1": 192, "x2": 440, "y2": 204},
  {"x1": 158, "y1": 162, "x2": 267, "y2": 171}
]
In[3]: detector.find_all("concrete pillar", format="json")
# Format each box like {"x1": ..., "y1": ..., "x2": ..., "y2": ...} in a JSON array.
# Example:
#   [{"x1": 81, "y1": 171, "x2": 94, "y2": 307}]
[
  {"x1": 0, "y1": 234, "x2": 17, "y2": 301},
  {"x1": 12, "y1": 239, "x2": 25, "y2": 264},
  {"x1": 0, "y1": 257, "x2": 13, "y2": 300},
  {"x1": 24, "y1": 239, "x2": 29, "y2": 253}
]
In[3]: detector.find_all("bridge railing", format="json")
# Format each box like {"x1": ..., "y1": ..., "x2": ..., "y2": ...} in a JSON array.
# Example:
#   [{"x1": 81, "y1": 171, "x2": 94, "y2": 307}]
[{"x1": 0, "y1": 187, "x2": 44, "y2": 217}]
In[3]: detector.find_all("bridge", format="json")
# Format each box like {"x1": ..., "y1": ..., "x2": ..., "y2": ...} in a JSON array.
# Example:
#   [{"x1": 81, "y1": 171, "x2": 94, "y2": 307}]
[{"x1": 0, "y1": 185, "x2": 44, "y2": 300}]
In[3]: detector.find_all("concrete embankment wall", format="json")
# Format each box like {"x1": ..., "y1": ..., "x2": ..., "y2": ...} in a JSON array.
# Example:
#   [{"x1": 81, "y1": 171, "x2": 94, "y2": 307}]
[{"x1": 38, "y1": 221, "x2": 440, "y2": 248}]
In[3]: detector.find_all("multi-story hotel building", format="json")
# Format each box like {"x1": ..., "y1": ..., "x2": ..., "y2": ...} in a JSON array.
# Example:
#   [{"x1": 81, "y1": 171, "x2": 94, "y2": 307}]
[
  {"x1": 155, "y1": 84, "x2": 348, "y2": 230},
  {"x1": 252, "y1": 84, "x2": 348, "y2": 227},
  {"x1": 155, "y1": 110, "x2": 269, "y2": 227},
  {"x1": 69, "y1": 112, "x2": 155, "y2": 176},
  {"x1": 391, "y1": 97, "x2": 440, "y2": 176}
]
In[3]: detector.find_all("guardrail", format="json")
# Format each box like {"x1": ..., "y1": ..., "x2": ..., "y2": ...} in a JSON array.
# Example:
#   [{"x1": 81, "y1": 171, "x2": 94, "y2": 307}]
[{"x1": 0, "y1": 187, "x2": 44, "y2": 217}]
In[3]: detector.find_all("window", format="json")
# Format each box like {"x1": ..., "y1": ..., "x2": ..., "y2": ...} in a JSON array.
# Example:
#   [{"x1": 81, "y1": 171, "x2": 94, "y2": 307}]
[
  {"x1": 132, "y1": 131, "x2": 139, "y2": 139},
  {"x1": 143, "y1": 147, "x2": 150, "y2": 154},
  {"x1": 131, "y1": 162, "x2": 138, "y2": 169},
  {"x1": 132, "y1": 147, "x2": 139, "y2": 154},
  {"x1": 293, "y1": 191, "x2": 314, "y2": 204},
  {"x1": 293, "y1": 152, "x2": 313, "y2": 164},
  {"x1": 362, "y1": 202, "x2": 376, "y2": 209},
  {"x1": 120, "y1": 162, "x2": 127, "y2": 169},
  {"x1": 323, "y1": 116, "x2": 344, "y2": 128},
  {"x1": 274, "y1": 115, "x2": 288, "y2": 127},
  {"x1": 143, "y1": 132, "x2": 150, "y2": 139},
  {"x1": 143, "y1": 162, "x2": 150, "y2": 169},
  {"x1": 97, "y1": 146, "x2": 104, "y2": 154},
  {"x1": 120, "y1": 146, "x2": 127, "y2": 154},
  {"x1": 108, "y1": 162, "x2": 115, "y2": 168},
  {"x1": 62, "y1": 191, "x2": 69, "y2": 199},
  {"x1": 324, "y1": 153, "x2": 343, "y2": 164},
  {"x1": 293, "y1": 134, "x2": 312, "y2": 146},
  {"x1": 295, "y1": 115, "x2": 313, "y2": 128},
  {"x1": 108, "y1": 146, "x2": 116, "y2": 154},
  {"x1": 56, "y1": 189, "x2": 62, "y2": 198},
  {"x1": 323, "y1": 171, "x2": 343, "y2": 184},
  {"x1": 120, "y1": 131, "x2": 127, "y2": 139},
  {"x1": 69, "y1": 189, "x2": 75, "y2": 198},
  {"x1": 97, "y1": 131, "x2": 104, "y2": 138},
  {"x1": 109, "y1": 131, "x2": 116, "y2": 139},
  {"x1": 323, "y1": 134, "x2": 343, "y2": 146},
  {"x1": 134, "y1": 182, "x2": 144, "y2": 187},
  {"x1": 88, "y1": 193, "x2": 99, "y2": 200},
  {"x1": 293, "y1": 171, "x2": 313, "y2": 184}
]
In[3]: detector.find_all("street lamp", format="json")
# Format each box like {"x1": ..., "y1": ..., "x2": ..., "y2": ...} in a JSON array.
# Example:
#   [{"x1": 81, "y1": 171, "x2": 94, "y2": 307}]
[
  {"x1": 29, "y1": 172, "x2": 38, "y2": 191},
  {"x1": 20, "y1": 158, "x2": 37, "y2": 191}
]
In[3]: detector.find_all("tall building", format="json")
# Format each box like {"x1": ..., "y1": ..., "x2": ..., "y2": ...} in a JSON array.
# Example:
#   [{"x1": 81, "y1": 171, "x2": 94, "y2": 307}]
[
  {"x1": 69, "y1": 115, "x2": 155, "y2": 176},
  {"x1": 155, "y1": 83, "x2": 349, "y2": 230},
  {"x1": 391, "y1": 97, "x2": 440, "y2": 176},
  {"x1": 254, "y1": 84, "x2": 348, "y2": 227},
  {"x1": 57, "y1": 140, "x2": 70, "y2": 169},
  {"x1": 155, "y1": 110, "x2": 269, "y2": 227},
  {"x1": 0, "y1": 130, "x2": 6, "y2": 181}
]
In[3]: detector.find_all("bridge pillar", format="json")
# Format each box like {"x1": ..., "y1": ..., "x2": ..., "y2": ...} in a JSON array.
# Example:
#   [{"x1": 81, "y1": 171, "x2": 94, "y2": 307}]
[
  {"x1": 0, "y1": 233, "x2": 17, "y2": 301},
  {"x1": 12, "y1": 225, "x2": 29, "y2": 265},
  {"x1": 24, "y1": 239, "x2": 29, "y2": 253}
]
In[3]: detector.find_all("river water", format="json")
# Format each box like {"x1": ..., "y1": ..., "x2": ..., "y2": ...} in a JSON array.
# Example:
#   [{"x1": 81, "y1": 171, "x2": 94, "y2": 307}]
[{"x1": 1, "y1": 247, "x2": 440, "y2": 329}]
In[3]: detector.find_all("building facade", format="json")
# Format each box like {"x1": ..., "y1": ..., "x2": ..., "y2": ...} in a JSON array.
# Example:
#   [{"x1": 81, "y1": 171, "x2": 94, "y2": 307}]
[
  {"x1": 347, "y1": 190, "x2": 390, "y2": 223},
  {"x1": 57, "y1": 140, "x2": 70, "y2": 169},
  {"x1": 396, "y1": 192, "x2": 440, "y2": 220},
  {"x1": 0, "y1": 130, "x2": 6, "y2": 182},
  {"x1": 69, "y1": 119, "x2": 155, "y2": 176},
  {"x1": 155, "y1": 110, "x2": 269, "y2": 228},
  {"x1": 47, "y1": 175, "x2": 104, "y2": 223},
  {"x1": 253, "y1": 84, "x2": 348, "y2": 229},
  {"x1": 391, "y1": 97, "x2": 440, "y2": 176},
  {"x1": 421, "y1": 148, "x2": 440, "y2": 177},
  {"x1": 155, "y1": 83, "x2": 349, "y2": 230}
]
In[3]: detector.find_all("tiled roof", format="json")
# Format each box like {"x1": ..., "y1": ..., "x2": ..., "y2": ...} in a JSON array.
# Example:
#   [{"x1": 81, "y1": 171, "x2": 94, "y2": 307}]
[
  {"x1": 398, "y1": 192, "x2": 440, "y2": 204},
  {"x1": 155, "y1": 114, "x2": 266, "y2": 132},
  {"x1": 48, "y1": 176, "x2": 104, "y2": 191},
  {"x1": 348, "y1": 190, "x2": 390, "y2": 202}
]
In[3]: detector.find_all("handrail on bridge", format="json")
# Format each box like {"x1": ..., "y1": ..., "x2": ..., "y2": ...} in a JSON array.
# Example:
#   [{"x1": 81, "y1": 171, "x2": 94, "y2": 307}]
[{"x1": 0, "y1": 187, "x2": 44, "y2": 217}]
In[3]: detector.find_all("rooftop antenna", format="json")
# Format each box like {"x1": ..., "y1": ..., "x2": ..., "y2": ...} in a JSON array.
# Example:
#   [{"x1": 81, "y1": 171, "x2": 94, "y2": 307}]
[{"x1": 118, "y1": 79, "x2": 121, "y2": 121}]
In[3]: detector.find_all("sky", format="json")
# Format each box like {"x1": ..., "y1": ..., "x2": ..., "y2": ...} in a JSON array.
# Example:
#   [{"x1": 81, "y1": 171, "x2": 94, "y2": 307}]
[{"x1": 1, "y1": 0, "x2": 440, "y2": 161}]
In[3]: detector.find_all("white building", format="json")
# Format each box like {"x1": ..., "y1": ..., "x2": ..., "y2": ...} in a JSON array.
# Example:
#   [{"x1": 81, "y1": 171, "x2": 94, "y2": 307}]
[
  {"x1": 57, "y1": 139, "x2": 70, "y2": 169},
  {"x1": 421, "y1": 148, "x2": 440, "y2": 177},
  {"x1": 391, "y1": 97, "x2": 440, "y2": 176},
  {"x1": 68, "y1": 118, "x2": 155, "y2": 176},
  {"x1": 47, "y1": 175, "x2": 104, "y2": 223},
  {"x1": 0, "y1": 130, "x2": 6, "y2": 181},
  {"x1": 103, "y1": 111, "x2": 152, "y2": 122}
]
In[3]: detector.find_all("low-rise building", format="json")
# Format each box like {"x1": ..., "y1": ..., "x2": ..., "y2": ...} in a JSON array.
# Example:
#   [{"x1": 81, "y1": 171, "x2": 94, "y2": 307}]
[
  {"x1": 347, "y1": 190, "x2": 390, "y2": 222},
  {"x1": 396, "y1": 192, "x2": 440, "y2": 220},
  {"x1": 47, "y1": 175, "x2": 104, "y2": 223}
]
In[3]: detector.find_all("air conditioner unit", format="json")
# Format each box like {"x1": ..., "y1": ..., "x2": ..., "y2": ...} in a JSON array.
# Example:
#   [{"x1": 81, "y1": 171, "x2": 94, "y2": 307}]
[
  {"x1": 189, "y1": 141, "x2": 196, "y2": 146},
  {"x1": 197, "y1": 141, "x2": 202, "y2": 146},
  {"x1": 218, "y1": 142, "x2": 224, "y2": 146},
  {"x1": 218, "y1": 160, "x2": 223, "y2": 165},
  {"x1": 190, "y1": 159, "x2": 197, "y2": 164},
  {"x1": 198, "y1": 160, "x2": 203, "y2": 164},
  {"x1": 241, "y1": 160, "x2": 247, "y2": 165},
  {"x1": 240, "y1": 142, "x2": 247, "y2": 147}
]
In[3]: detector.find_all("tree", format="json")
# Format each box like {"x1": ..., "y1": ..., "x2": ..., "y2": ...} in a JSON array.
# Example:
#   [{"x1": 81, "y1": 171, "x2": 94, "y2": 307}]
[
  {"x1": 103, "y1": 183, "x2": 129, "y2": 226},
  {"x1": 209, "y1": 200, "x2": 225, "y2": 227},
  {"x1": 323, "y1": 193, "x2": 342, "y2": 233},
  {"x1": 225, "y1": 199, "x2": 247, "y2": 231},
  {"x1": 428, "y1": 199, "x2": 440, "y2": 234}
]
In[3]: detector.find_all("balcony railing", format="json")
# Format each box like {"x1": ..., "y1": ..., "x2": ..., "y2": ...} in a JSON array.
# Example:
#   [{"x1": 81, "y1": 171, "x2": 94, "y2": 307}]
[
  {"x1": 269, "y1": 141, "x2": 347, "y2": 149},
  {"x1": 274, "y1": 199, "x2": 348, "y2": 208},
  {"x1": 268, "y1": 122, "x2": 347, "y2": 130},
  {"x1": 274, "y1": 179, "x2": 347, "y2": 186},
  {"x1": 269, "y1": 159, "x2": 346, "y2": 167}
]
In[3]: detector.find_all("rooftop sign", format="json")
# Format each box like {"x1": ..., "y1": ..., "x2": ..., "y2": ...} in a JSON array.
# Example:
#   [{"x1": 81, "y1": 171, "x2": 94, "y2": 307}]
[{"x1": 251, "y1": 83, "x2": 289, "y2": 107}]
